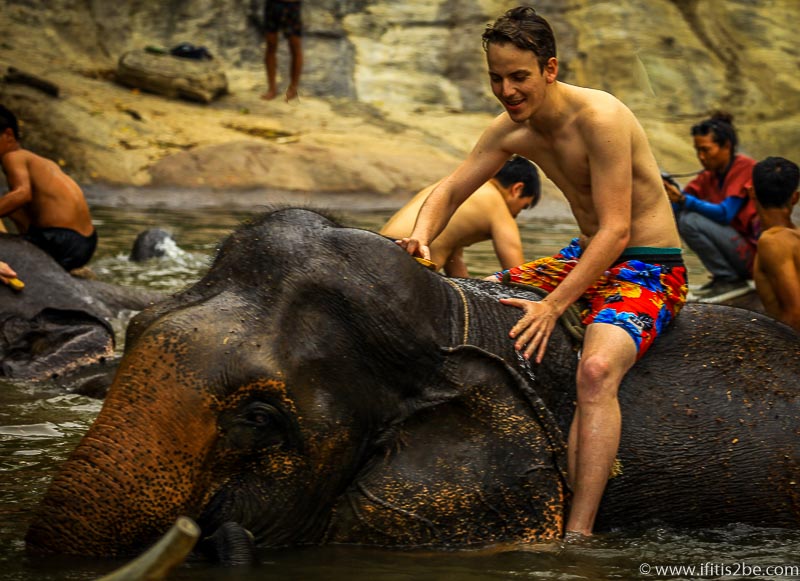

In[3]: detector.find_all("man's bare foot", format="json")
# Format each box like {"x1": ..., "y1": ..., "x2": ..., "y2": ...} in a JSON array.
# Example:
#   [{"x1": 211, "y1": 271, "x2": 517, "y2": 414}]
[
  {"x1": 285, "y1": 85, "x2": 299, "y2": 101},
  {"x1": 69, "y1": 266, "x2": 96, "y2": 280},
  {"x1": 261, "y1": 88, "x2": 278, "y2": 100},
  {"x1": 562, "y1": 530, "x2": 591, "y2": 544}
]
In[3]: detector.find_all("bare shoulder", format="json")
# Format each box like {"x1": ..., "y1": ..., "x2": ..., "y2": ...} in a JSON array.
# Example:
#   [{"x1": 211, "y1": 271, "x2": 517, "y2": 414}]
[
  {"x1": 486, "y1": 112, "x2": 533, "y2": 147},
  {"x1": 759, "y1": 227, "x2": 800, "y2": 251},
  {"x1": 570, "y1": 85, "x2": 635, "y2": 129},
  {"x1": 464, "y1": 182, "x2": 504, "y2": 212}
]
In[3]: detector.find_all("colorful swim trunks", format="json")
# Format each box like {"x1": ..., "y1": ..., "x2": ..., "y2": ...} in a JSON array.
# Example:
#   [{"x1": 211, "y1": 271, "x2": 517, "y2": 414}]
[{"x1": 494, "y1": 239, "x2": 688, "y2": 359}]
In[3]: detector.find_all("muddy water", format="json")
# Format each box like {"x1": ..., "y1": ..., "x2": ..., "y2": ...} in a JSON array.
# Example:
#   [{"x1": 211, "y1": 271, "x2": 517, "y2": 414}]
[{"x1": 2, "y1": 200, "x2": 798, "y2": 580}]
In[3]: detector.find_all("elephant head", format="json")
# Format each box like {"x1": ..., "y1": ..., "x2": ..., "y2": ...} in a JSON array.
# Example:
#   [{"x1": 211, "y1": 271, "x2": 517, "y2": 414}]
[{"x1": 26, "y1": 208, "x2": 570, "y2": 557}]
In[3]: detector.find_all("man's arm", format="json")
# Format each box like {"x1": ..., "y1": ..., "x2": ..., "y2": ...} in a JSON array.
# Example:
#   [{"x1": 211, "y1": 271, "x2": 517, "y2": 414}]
[
  {"x1": 757, "y1": 234, "x2": 800, "y2": 331},
  {"x1": 400, "y1": 116, "x2": 513, "y2": 260},
  {"x1": 443, "y1": 247, "x2": 469, "y2": 278},
  {"x1": 665, "y1": 179, "x2": 746, "y2": 225},
  {"x1": 0, "y1": 152, "x2": 33, "y2": 218},
  {"x1": 501, "y1": 110, "x2": 633, "y2": 361}
]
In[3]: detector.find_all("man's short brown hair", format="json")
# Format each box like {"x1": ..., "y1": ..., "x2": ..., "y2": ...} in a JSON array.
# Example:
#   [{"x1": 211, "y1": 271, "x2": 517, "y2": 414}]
[{"x1": 482, "y1": 6, "x2": 557, "y2": 72}]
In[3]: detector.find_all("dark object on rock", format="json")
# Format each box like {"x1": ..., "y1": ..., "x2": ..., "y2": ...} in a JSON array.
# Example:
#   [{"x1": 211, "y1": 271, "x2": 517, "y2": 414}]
[
  {"x1": 115, "y1": 49, "x2": 228, "y2": 104},
  {"x1": 3, "y1": 67, "x2": 60, "y2": 97},
  {"x1": 170, "y1": 42, "x2": 214, "y2": 61}
]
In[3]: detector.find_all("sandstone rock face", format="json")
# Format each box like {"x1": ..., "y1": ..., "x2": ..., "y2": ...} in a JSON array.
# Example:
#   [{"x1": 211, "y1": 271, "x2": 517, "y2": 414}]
[{"x1": 0, "y1": 0, "x2": 797, "y2": 195}]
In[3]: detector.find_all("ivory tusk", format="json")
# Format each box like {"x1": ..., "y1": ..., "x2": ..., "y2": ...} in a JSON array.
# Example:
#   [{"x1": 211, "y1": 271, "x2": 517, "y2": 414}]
[{"x1": 97, "y1": 516, "x2": 200, "y2": 581}]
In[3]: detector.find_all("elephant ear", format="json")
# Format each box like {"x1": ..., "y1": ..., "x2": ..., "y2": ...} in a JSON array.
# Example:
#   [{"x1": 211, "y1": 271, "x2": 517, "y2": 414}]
[
  {"x1": 330, "y1": 345, "x2": 569, "y2": 547},
  {"x1": 437, "y1": 344, "x2": 569, "y2": 483}
]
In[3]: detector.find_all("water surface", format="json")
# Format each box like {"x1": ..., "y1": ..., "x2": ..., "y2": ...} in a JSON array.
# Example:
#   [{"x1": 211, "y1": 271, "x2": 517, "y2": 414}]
[{"x1": 2, "y1": 199, "x2": 797, "y2": 580}]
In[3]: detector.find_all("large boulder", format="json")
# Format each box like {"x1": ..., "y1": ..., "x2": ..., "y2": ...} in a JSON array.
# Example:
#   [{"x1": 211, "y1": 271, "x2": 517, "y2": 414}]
[{"x1": 115, "y1": 49, "x2": 228, "y2": 103}]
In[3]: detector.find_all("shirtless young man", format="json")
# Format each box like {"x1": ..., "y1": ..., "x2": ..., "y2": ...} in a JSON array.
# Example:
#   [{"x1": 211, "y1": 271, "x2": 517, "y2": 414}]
[
  {"x1": 749, "y1": 156, "x2": 800, "y2": 332},
  {"x1": 381, "y1": 156, "x2": 540, "y2": 277},
  {"x1": 399, "y1": 6, "x2": 687, "y2": 537},
  {"x1": 0, "y1": 105, "x2": 97, "y2": 271}
]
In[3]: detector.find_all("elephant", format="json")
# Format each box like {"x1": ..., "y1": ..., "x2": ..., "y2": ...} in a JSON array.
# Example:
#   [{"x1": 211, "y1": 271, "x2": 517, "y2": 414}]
[
  {"x1": 25, "y1": 208, "x2": 800, "y2": 560},
  {"x1": 129, "y1": 227, "x2": 176, "y2": 262},
  {"x1": 0, "y1": 234, "x2": 165, "y2": 392}
]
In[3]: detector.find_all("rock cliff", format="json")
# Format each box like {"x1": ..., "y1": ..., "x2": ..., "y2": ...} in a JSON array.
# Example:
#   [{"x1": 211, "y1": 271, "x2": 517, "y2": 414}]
[{"x1": 0, "y1": 0, "x2": 797, "y2": 201}]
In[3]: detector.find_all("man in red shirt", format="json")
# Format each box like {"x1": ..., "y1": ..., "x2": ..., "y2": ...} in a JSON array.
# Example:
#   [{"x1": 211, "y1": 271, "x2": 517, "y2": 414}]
[{"x1": 663, "y1": 112, "x2": 758, "y2": 302}]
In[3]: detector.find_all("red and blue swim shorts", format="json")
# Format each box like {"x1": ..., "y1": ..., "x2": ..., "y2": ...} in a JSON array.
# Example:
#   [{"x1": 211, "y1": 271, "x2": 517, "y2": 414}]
[{"x1": 493, "y1": 239, "x2": 688, "y2": 359}]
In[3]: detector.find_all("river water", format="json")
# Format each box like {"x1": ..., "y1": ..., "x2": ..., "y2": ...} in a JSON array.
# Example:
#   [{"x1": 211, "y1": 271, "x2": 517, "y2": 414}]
[{"x1": 1, "y1": 194, "x2": 798, "y2": 580}]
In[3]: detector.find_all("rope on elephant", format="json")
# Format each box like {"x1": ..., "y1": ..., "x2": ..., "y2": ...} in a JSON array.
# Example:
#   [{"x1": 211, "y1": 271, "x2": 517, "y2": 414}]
[
  {"x1": 500, "y1": 275, "x2": 586, "y2": 345},
  {"x1": 443, "y1": 277, "x2": 470, "y2": 344}
]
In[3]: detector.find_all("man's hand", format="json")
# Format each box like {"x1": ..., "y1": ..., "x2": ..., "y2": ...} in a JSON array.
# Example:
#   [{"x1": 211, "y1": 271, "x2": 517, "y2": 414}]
[
  {"x1": 396, "y1": 237, "x2": 432, "y2": 261},
  {"x1": 662, "y1": 179, "x2": 684, "y2": 205},
  {"x1": 0, "y1": 261, "x2": 16, "y2": 280},
  {"x1": 499, "y1": 297, "x2": 559, "y2": 363}
]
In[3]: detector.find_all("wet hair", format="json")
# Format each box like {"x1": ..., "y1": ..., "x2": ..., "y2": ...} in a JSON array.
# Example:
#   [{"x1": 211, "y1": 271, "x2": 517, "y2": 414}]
[
  {"x1": 494, "y1": 155, "x2": 542, "y2": 207},
  {"x1": 0, "y1": 104, "x2": 19, "y2": 140},
  {"x1": 482, "y1": 6, "x2": 557, "y2": 73},
  {"x1": 691, "y1": 111, "x2": 738, "y2": 154},
  {"x1": 752, "y1": 156, "x2": 800, "y2": 209}
]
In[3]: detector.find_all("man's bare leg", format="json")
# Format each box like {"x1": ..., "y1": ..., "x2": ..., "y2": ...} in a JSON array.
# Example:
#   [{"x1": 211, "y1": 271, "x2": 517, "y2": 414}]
[
  {"x1": 565, "y1": 323, "x2": 637, "y2": 536},
  {"x1": 285, "y1": 34, "x2": 303, "y2": 101},
  {"x1": 261, "y1": 32, "x2": 279, "y2": 100}
]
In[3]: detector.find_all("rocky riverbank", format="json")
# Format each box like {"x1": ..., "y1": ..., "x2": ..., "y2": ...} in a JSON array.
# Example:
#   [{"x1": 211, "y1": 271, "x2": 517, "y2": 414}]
[{"x1": 0, "y1": 0, "x2": 798, "y2": 207}]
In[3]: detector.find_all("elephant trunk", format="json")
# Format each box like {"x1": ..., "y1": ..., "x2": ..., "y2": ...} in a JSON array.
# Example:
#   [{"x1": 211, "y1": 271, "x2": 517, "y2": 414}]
[{"x1": 26, "y1": 360, "x2": 219, "y2": 557}]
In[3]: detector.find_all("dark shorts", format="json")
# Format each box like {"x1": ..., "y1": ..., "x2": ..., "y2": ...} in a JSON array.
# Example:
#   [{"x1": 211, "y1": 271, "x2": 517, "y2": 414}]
[
  {"x1": 24, "y1": 226, "x2": 97, "y2": 271},
  {"x1": 494, "y1": 239, "x2": 688, "y2": 359},
  {"x1": 264, "y1": 0, "x2": 303, "y2": 37}
]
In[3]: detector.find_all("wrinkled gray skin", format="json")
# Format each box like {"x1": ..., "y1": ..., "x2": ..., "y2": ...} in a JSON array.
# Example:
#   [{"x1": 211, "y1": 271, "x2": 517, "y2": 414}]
[
  {"x1": 26, "y1": 209, "x2": 799, "y2": 562},
  {"x1": 0, "y1": 234, "x2": 165, "y2": 393}
]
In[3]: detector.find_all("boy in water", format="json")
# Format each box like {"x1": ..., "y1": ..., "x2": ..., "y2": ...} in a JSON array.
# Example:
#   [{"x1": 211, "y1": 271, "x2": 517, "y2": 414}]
[
  {"x1": 0, "y1": 105, "x2": 97, "y2": 272},
  {"x1": 749, "y1": 156, "x2": 800, "y2": 332},
  {"x1": 382, "y1": 156, "x2": 541, "y2": 277},
  {"x1": 398, "y1": 7, "x2": 686, "y2": 537}
]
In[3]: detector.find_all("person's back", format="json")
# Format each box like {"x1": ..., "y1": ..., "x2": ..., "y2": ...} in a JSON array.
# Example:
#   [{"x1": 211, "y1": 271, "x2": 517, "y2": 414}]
[
  {"x1": 0, "y1": 104, "x2": 97, "y2": 271},
  {"x1": 4, "y1": 149, "x2": 93, "y2": 236},
  {"x1": 750, "y1": 156, "x2": 800, "y2": 331}
]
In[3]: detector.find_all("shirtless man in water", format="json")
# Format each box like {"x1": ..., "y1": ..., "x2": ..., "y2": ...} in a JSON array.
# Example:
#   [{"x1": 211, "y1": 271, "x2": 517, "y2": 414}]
[
  {"x1": 382, "y1": 155, "x2": 540, "y2": 277},
  {"x1": 749, "y1": 156, "x2": 800, "y2": 332},
  {"x1": 399, "y1": 6, "x2": 687, "y2": 537},
  {"x1": 0, "y1": 105, "x2": 97, "y2": 271}
]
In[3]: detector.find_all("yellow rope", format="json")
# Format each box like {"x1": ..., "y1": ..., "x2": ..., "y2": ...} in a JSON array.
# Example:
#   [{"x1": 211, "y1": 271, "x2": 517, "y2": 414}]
[{"x1": 443, "y1": 277, "x2": 470, "y2": 345}]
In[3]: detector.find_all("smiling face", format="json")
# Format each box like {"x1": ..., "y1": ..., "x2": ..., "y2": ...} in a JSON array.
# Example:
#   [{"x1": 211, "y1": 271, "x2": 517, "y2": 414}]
[{"x1": 487, "y1": 42, "x2": 557, "y2": 123}]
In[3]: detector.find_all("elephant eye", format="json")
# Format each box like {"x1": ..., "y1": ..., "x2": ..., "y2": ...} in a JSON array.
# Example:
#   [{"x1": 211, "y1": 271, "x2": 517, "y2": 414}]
[{"x1": 243, "y1": 403, "x2": 278, "y2": 428}]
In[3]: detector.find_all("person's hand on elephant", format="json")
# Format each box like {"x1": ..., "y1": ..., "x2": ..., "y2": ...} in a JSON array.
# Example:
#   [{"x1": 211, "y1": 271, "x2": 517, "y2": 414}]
[
  {"x1": 0, "y1": 261, "x2": 16, "y2": 280},
  {"x1": 499, "y1": 297, "x2": 559, "y2": 363},
  {"x1": 396, "y1": 237, "x2": 432, "y2": 262}
]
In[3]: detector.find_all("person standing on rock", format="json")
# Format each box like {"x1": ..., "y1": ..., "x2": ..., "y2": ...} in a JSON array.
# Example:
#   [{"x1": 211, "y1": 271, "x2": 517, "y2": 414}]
[
  {"x1": 398, "y1": 6, "x2": 687, "y2": 538},
  {"x1": 262, "y1": 0, "x2": 304, "y2": 101},
  {"x1": 0, "y1": 105, "x2": 97, "y2": 272}
]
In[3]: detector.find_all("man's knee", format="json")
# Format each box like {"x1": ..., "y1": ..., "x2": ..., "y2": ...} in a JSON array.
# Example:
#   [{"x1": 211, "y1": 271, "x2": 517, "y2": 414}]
[{"x1": 576, "y1": 353, "x2": 621, "y2": 404}]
